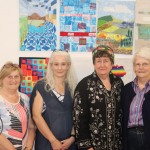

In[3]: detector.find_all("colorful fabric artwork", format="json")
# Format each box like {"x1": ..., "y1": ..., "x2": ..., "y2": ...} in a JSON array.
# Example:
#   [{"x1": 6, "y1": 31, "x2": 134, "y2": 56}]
[
  {"x1": 138, "y1": 24, "x2": 150, "y2": 40},
  {"x1": 97, "y1": 0, "x2": 135, "y2": 54},
  {"x1": 19, "y1": 57, "x2": 49, "y2": 97},
  {"x1": 60, "y1": 0, "x2": 96, "y2": 52},
  {"x1": 111, "y1": 65, "x2": 126, "y2": 77},
  {"x1": 19, "y1": 0, "x2": 57, "y2": 51}
]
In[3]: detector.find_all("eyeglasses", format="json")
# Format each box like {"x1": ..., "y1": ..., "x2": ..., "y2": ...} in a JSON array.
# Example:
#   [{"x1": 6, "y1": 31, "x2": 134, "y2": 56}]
[
  {"x1": 134, "y1": 63, "x2": 150, "y2": 68},
  {"x1": 7, "y1": 75, "x2": 20, "y2": 80}
]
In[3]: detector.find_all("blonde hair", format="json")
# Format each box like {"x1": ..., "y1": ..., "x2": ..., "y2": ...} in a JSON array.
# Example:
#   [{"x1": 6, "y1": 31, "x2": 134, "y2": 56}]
[
  {"x1": 0, "y1": 62, "x2": 22, "y2": 87},
  {"x1": 45, "y1": 50, "x2": 77, "y2": 97},
  {"x1": 133, "y1": 47, "x2": 150, "y2": 64}
]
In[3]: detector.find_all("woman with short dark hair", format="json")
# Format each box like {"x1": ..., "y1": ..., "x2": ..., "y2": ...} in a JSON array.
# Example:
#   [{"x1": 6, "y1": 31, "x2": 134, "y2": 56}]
[{"x1": 73, "y1": 45, "x2": 124, "y2": 150}]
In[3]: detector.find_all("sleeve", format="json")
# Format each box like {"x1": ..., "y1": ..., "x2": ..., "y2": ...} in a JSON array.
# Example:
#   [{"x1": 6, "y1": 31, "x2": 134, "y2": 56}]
[
  {"x1": 20, "y1": 92, "x2": 35, "y2": 129},
  {"x1": 30, "y1": 79, "x2": 47, "y2": 117},
  {"x1": 73, "y1": 79, "x2": 92, "y2": 149}
]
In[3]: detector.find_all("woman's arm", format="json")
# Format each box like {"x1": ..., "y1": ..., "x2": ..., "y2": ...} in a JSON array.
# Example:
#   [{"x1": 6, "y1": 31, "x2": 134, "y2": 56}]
[
  {"x1": 0, "y1": 134, "x2": 16, "y2": 150},
  {"x1": 24, "y1": 117, "x2": 35, "y2": 150},
  {"x1": 32, "y1": 90, "x2": 62, "y2": 149},
  {"x1": 73, "y1": 80, "x2": 92, "y2": 149}
]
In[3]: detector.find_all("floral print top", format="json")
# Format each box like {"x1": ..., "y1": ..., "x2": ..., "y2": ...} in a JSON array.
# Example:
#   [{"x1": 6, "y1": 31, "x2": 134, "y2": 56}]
[{"x1": 73, "y1": 72, "x2": 124, "y2": 150}]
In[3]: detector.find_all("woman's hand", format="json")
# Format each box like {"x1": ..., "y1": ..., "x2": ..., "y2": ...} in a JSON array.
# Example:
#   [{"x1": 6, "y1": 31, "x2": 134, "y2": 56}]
[
  {"x1": 51, "y1": 139, "x2": 62, "y2": 150},
  {"x1": 61, "y1": 136, "x2": 75, "y2": 150}
]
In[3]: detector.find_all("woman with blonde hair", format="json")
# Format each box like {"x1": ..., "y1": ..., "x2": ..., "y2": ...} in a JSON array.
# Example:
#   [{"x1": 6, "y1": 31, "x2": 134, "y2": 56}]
[
  {"x1": 30, "y1": 50, "x2": 77, "y2": 150},
  {"x1": 0, "y1": 62, "x2": 35, "y2": 150},
  {"x1": 122, "y1": 47, "x2": 150, "y2": 150}
]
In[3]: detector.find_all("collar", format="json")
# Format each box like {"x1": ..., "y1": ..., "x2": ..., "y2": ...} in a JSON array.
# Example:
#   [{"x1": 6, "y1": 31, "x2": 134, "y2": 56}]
[{"x1": 133, "y1": 77, "x2": 150, "y2": 88}]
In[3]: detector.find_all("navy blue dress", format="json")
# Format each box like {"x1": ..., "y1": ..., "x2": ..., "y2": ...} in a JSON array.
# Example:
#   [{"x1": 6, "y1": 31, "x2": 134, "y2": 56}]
[{"x1": 30, "y1": 79, "x2": 75, "y2": 150}]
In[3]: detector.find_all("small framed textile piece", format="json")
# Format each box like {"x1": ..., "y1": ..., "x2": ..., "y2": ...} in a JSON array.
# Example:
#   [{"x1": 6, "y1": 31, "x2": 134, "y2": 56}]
[{"x1": 19, "y1": 57, "x2": 49, "y2": 97}]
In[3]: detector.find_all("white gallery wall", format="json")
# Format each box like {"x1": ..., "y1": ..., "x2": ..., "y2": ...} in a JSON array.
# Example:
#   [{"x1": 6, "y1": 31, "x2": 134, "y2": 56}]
[{"x1": 0, "y1": 0, "x2": 136, "y2": 84}]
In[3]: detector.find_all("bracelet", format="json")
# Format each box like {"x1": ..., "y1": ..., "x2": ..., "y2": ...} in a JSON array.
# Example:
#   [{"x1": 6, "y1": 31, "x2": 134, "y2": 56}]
[
  {"x1": 70, "y1": 134, "x2": 75, "y2": 138},
  {"x1": 24, "y1": 147, "x2": 32, "y2": 150}
]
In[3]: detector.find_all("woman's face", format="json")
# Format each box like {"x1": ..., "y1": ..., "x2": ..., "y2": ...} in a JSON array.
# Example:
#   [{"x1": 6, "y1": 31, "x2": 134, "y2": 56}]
[
  {"x1": 2, "y1": 70, "x2": 21, "y2": 91},
  {"x1": 94, "y1": 57, "x2": 112, "y2": 77},
  {"x1": 134, "y1": 56, "x2": 150, "y2": 79},
  {"x1": 51, "y1": 55, "x2": 70, "y2": 79}
]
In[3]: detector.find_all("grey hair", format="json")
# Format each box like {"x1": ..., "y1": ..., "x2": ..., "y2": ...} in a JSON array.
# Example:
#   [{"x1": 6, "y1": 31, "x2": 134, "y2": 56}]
[
  {"x1": 44, "y1": 50, "x2": 77, "y2": 97},
  {"x1": 133, "y1": 47, "x2": 150, "y2": 64}
]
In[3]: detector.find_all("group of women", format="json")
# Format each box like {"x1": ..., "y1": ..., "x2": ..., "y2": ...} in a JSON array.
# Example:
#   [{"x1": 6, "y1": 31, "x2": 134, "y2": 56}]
[{"x1": 0, "y1": 45, "x2": 150, "y2": 150}]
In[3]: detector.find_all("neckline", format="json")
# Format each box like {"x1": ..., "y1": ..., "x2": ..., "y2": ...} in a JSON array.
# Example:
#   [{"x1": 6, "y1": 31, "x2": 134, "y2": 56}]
[
  {"x1": 53, "y1": 89, "x2": 64, "y2": 96},
  {"x1": 0, "y1": 92, "x2": 20, "y2": 105}
]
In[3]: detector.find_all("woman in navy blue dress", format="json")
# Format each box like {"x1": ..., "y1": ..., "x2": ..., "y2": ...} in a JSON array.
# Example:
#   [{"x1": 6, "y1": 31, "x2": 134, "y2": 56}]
[{"x1": 30, "y1": 50, "x2": 77, "y2": 150}]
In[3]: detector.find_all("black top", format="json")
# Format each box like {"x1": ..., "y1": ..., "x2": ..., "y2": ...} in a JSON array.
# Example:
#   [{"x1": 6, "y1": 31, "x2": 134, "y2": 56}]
[{"x1": 73, "y1": 72, "x2": 124, "y2": 150}]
